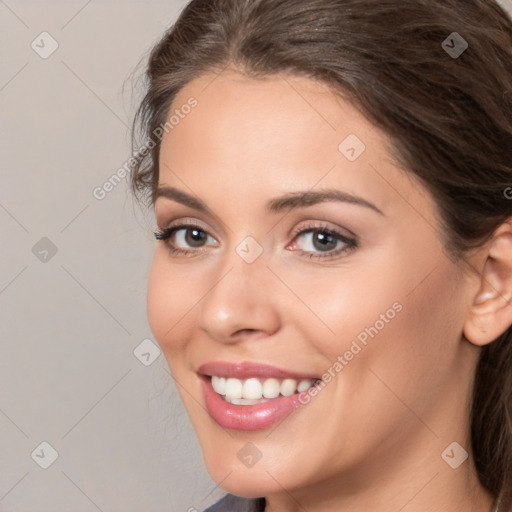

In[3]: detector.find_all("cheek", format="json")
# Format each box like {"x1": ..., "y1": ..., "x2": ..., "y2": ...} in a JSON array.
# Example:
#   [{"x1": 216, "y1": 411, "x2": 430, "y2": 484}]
[
  {"x1": 276, "y1": 254, "x2": 406, "y2": 359},
  {"x1": 146, "y1": 250, "x2": 199, "y2": 353},
  {"x1": 343, "y1": 262, "x2": 462, "y2": 410},
  {"x1": 283, "y1": 248, "x2": 462, "y2": 386},
  {"x1": 274, "y1": 260, "x2": 464, "y2": 469}
]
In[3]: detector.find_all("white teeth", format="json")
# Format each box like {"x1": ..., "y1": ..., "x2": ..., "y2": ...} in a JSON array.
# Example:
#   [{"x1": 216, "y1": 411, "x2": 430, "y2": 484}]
[
  {"x1": 297, "y1": 379, "x2": 314, "y2": 392},
  {"x1": 211, "y1": 376, "x2": 226, "y2": 395},
  {"x1": 242, "y1": 378, "x2": 263, "y2": 400},
  {"x1": 225, "y1": 377, "x2": 242, "y2": 399},
  {"x1": 211, "y1": 375, "x2": 317, "y2": 403},
  {"x1": 280, "y1": 378, "x2": 297, "y2": 397},
  {"x1": 228, "y1": 398, "x2": 264, "y2": 405},
  {"x1": 262, "y1": 378, "x2": 280, "y2": 398}
]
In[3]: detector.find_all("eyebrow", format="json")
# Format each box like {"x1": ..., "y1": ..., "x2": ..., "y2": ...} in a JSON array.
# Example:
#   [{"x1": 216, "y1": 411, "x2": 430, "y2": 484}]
[
  {"x1": 154, "y1": 186, "x2": 208, "y2": 213},
  {"x1": 154, "y1": 186, "x2": 384, "y2": 216},
  {"x1": 266, "y1": 190, "x2": 384, "y2": 215}
]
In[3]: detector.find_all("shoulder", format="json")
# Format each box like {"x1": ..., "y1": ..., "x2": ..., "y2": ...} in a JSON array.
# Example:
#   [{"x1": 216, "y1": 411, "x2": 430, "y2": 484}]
[{"x1": 202, "y1": 493, "x2": 265, "y2": 512}]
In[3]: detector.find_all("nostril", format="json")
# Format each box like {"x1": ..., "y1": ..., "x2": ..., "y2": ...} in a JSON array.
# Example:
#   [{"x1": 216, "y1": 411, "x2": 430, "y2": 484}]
[{"x1": 233, "y1": 328, "x2": 258, "y2": 337}]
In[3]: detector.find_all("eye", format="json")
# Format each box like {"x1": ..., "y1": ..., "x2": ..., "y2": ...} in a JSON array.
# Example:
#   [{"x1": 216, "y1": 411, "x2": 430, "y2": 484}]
[
  {"x1": 154, "y1": 223, "x2": 219, "y2": 255},
  {"x1": 174, "y1": 227, "x2": 210, "y2": 248},
  {"x1": 288, "y1": 224, "x2": 357, "y2": 259},
  {"x1": 297, "y1": 231, "x2": 339, "y2": 252}
]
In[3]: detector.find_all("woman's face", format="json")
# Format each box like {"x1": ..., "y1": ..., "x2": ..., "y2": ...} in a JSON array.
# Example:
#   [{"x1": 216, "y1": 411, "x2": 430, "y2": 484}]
[{"x1": 148, "y1": 70, "x2": 481, "y2": 500}]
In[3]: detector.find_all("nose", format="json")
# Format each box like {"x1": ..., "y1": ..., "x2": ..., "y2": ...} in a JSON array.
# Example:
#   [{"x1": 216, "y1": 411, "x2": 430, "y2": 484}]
[{"x1": 197, "y1": 253, "x2": 281, "y2": 343}]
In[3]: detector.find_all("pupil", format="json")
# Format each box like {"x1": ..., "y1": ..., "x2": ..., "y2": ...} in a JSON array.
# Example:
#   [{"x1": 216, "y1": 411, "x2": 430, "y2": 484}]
[
  {"x1": 313, "y1": 231, "x2": 336, "y2": 251},
  {"x1": 186, "y1": 229, "x2": 206, "y2": 247}
]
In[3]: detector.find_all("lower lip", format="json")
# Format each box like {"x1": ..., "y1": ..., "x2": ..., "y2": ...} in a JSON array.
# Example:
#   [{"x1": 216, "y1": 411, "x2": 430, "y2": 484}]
[{"x1": 201, "y1": 376, "x2": 305, "y2": 431}]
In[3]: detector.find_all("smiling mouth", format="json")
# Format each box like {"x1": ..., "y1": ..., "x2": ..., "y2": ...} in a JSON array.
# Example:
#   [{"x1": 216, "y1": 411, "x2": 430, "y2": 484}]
[
  {"x1": 209, "y1": 375, "x2": 321, "y2": 405},
  {"x1": 198, "y1": 362, "x2": 323, "y2": 430}
]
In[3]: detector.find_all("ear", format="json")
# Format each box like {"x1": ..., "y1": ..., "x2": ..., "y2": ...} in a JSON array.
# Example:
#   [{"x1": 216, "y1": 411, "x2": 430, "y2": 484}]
[{"x1": 464, "y1": 218, "x2": 512, "y2": 346}]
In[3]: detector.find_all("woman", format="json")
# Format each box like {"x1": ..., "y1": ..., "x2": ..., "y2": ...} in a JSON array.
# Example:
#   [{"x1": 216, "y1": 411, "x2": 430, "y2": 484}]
[{"x1": 130, "y1": 1, "x2": 512, "y2": 510}]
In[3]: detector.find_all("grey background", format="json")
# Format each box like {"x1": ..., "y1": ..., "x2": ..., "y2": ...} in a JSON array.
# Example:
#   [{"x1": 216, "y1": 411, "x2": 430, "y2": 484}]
[
  {"x1": 1, "y1": 1, "x2": 511, "y2": 511},
  {"x1": 0, "y1": 1, "x2": 224, "y2": 511}
]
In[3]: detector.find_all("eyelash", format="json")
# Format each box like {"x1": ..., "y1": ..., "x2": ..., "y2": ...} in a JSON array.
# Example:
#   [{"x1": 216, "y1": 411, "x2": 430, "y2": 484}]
[
  {"x1": 289, "y1": 223, "x2": 358, "y2": 260},
  {"x1": 153, "y1": 222, "x2": 358, "y2": 260}
]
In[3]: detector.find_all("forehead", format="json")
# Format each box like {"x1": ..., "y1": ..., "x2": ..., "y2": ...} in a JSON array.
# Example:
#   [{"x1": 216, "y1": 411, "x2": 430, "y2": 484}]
[
  {"x1": 160, "y1": 70, "x2": 389, "y2": 183},
  {"x1": 157, "y1": 69, "x2": 438, "y2": 230},
  {"x1": 164, "y1": 70, "x2": 376, "y2": 162}
]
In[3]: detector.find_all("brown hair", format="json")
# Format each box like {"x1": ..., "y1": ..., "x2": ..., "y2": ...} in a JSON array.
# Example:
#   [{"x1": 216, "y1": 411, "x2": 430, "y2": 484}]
[{"x1": 130, "y1": 0, "x2": 512, "y2": 507}]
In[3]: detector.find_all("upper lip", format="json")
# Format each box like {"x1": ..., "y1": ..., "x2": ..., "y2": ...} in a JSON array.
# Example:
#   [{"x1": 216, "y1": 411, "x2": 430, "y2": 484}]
[{"x1": 198, "y1": 361, "x2": 320, "y2": 380}]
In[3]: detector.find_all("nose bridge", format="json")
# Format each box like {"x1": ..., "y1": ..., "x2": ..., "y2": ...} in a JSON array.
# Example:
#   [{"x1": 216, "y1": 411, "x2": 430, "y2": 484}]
[
  {"x1": 213, "y1": 233, "x2": 271, "y2": 299},
  {"x1": 197, "y1": 240, "x2": 280, "y2": 341}
]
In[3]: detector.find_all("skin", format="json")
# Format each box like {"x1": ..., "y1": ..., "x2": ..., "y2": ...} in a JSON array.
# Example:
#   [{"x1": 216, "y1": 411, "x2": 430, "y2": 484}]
[{"x1": 147, "y1": 68, "x2": 512, "y2": 512}]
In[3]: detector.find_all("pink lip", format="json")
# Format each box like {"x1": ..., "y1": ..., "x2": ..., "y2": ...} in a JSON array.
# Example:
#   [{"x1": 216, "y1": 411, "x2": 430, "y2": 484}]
[
  {"x1": 197, "y1": 361, "x2": 319, "y2": 380},
  {"x1": 197, "y1": 361, "x2": 318, "y2": 431},
  {"x1": 200, "y1": 375, "x2": 306, "y2": 431}
]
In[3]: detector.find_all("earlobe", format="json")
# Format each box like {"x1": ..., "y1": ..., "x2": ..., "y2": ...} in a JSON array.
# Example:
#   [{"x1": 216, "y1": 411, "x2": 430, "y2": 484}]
[{"x1": 463, "y1": 219, "x2": 512, "y2": 347}]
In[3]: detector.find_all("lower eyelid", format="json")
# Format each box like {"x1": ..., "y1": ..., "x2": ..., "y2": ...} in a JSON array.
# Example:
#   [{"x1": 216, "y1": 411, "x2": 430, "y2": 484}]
[{"x1": 157, "y1": 225, "x2": 356, "y2": 256}]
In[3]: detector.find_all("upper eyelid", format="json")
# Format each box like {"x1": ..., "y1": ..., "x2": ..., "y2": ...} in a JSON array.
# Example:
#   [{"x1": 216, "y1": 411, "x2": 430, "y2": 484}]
[
  {"x1": 160, "y1": 222, "x2": 355, "y2": 246},
  {"x1": 159, "y1": 218, "x2": 218, "y2": 237},
  {"x1": 289, "y1": 226, "x2": 356, "y2": 250},
  {"x1": 286, "y1": 219, "x2": 360, "y2": 250},
  {"x1": 290, "y1": 222, "x2": 355, "y2": 238},
  {"x1": 158, "y1": 223, "x2": 219, "y2": 244},
  {"x1": 155, "y1": 204, "x2": 231, "y2": 237},
  {"x1": 162, "y1": 220, "x2": 350, "y2": 235}
]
